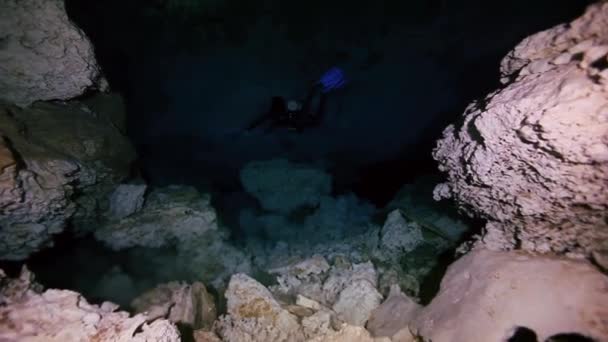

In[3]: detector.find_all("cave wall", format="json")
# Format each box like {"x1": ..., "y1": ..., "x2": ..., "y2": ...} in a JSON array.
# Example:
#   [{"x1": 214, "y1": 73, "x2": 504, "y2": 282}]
[
  {"x1": 0, "y1": 0, "x2": 105, "y2": 107},
  {"x1": 0, "y1": 0, "x2": 136, "y2": 260},
  {"x1": 433, "y1": 1, "x2": 608, "y2": 259}
]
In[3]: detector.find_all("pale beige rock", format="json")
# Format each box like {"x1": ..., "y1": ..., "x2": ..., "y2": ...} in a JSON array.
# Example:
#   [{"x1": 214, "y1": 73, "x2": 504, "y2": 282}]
[
  {"x1": 302, "y1": 310, "x2": 333, "y2": 339},
  {"x1": 0, "y1": 267, "x2": 180, "y2": 342},
  {"x1": 215, "y1": 273, "x2": 304, "y2": 342},
  {"x1": 410, "y1": 249, "x2": 608, "y2": 342},
  {"x1": 132, "y1": 281, "x2": 217, "y2": 330},
  {"x1": 296, "y1": 294, "x2": 323, "y2": 310},
  {"x1": 194, "y1": 329, "x2": 223, "y2": 342},
  {"x1": 307, "y1": 324, "x2": 391, "y2": 342},
  {"x1": 332, "y1": 279, "x2": 382, "y2": 326},
  {"x1": 0, "y1": 0, "x2": 103, "y2": 107},
  {"x1": 367, "y1": 285, "x2": 420, "y2": 338},
  {"x1": 433, "y1": 2, "x2": 608, "y2": 257}
]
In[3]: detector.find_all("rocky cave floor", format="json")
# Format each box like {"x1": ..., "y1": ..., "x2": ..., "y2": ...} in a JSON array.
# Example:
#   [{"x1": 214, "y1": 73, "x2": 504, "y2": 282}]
[{"x1": 1, "y1": 0, "x2": 608, "y2": 341}]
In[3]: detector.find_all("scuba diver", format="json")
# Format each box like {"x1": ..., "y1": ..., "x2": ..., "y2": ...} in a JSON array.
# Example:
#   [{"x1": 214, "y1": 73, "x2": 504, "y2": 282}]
[{"x1": 246, "y1": 67, "x2": 348, "y2": 133}]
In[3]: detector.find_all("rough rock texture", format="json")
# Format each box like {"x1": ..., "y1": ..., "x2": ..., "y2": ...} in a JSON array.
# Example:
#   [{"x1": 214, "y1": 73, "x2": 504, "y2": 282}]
[
  {"x1": 131, "y1": 281, "x2": 217, "y2": 330},
  {"x1": 96, "y1": 186, "x2": 252, "y2": 289},
  {"x1": 366, "y1": 285, "x2": 420, "y2": 339},
  {"x1": 411, "y1": 249, "x2": 608, "y2": 342},
  {"x1": 108, "y1": 183, "x2": 147, "y2": 221},
  {"x1": 379, "y1": 210, "x2": 424, "y2": 259},
  {"x1": 332, "y1": 279, "x2": 382, "y2": 327},
  {"x1": 214, "y1": 270, "x2": 395, "y2": 342},
  {"x1": 433, "y1": 2, "x2": 608, "y2": 257},
  {"x1": 96, "y1": 186, "x2": 218, "y2": 249},
  {"x1": 240, "y1": 159, "x2": 332, "y2": 214},
  {"x1": 215, "y1": 273, "x2": 304, "y2": 342},
  {"x1": 0, "y1": 267, "x2": 180, "y2": 341},
  {"x1": 0, "y1": 98, "x2": 135, "y2": 260},
  {"x1": 0, "y1": 0, "x2": 104, "y2": 107}
]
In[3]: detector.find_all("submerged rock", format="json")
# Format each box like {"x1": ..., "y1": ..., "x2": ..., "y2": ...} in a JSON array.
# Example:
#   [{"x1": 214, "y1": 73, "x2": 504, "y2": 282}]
[
  {"x1": 410, "y1": 248, "x2": 608, "y2": 342},
  {"x1": 367, "y1": 285, "x2": 421, "y2": 339},
  {"x1": 132, "y1": 281, "x2": 217, "y2": 330},
  {"x1": 0, "y1": 98, "x2": 135, "y2": 260},
  {"x1": 240, "y1": 159, "x2": 332, "y2": 214},
  {"x1": 96, "y1": 186, "x2": 218, "y2": 250},
  {"x1": 0, "y1": 0, "x2": 104, "y2": 107},
  {"x1": 96, "y1": 185, "x2": 252, "y2": 289},
  {"x1": 108, "y1": 183, "x2": 147, "y2": 221},
  {"x1": 0, "y1": 267, "x2": 180, "y2": 341},
  {"x1": 215, "y1": 273, "x2": 304, "y2": 342},
  {"x1": 433, "y1": 2, "x2": 608, "y2": 257},
  {"x1": 378, "y1": 210, "x2": 424, "y2": 259}
]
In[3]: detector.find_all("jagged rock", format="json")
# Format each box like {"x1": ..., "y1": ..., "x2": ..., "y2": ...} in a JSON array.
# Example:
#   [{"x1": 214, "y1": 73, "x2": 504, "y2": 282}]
[
  {"x1": 0, "y1": 99, "x2": 135, "y2": 260},
  {"x1": 96, "y1": 185, "x2": 252, "y2": 289},
  {"x1": 302, "y1": 310, "x2": 333, "y2": 339},
  {"x1": 108, "y1": 183, "x2": 147, "y2": 220},
  {"x1": 0, "y1": 0, "x2": 104, "y2": 107},
  {"x1": 215, "y1": 273, "x2": 304, "y2": 342},
  {"x1": 0, "y1": 267, "x2": 180, "y2": 341},
  {"x1": 96, "y1": 186, "x2": 218, "y2": 250},
  {"x1": 132, "y1": 281, "x2": 217, "y2": 330},
  {"x1": 367, "y1": 285, "x2": 421, "y2": 339},
  {"x1": 410, "y1": 249, "x2": 608, "y2": 342},
  {"x1": 432, "y1": 2, "x2": 608, "y2": 257},
  {"x1": 240, "y1": 159, "x2": 332, "y2": 214},
  {"x1": 378, "y1": 210, "x2": 424, "y2": 259},
  {"x1": 332, "y1": 279, "x2": 382, "y2": 326},
  {"x1": 270, "y1": 256, "x2": 379, "y2": 311}
]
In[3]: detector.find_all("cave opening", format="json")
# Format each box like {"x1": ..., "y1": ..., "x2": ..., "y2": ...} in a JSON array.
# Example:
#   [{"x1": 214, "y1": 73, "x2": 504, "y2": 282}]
[{"x1": 1, "y1": 0, "x2": 600, "y2": 335}]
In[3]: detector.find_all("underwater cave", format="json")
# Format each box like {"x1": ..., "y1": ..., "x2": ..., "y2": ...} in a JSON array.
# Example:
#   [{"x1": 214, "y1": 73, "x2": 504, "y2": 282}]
[{"x1": 0, "y1": 0, "x2": 607, "y2": 341}]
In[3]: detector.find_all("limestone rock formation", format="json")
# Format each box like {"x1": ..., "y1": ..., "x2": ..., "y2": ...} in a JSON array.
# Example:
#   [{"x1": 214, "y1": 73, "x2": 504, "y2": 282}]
[
  {"x1": 108, "y1": 183, "x2": 147, "y2": 221},
  {"x1": 366, "y1": 285, "x2": 421, "y2": 339},
  {"x1": 215, "y1": 270, "x2": 394, "y2": 342},
  {"x1": 410, "y1": 249, "x2": 608, "y2": 342},
  {"x1": 215, "y1": 273, "x2": 304, "y2": 342},
  {"x1": 269, "y1": 256, "x2": 382, "y2": 328},
  {"x1": 0, "y1": 267, "x2": 180, "y2": 342},
  {"x1": 96, "y1": 186, "x2": 218, "y2": 250},
  {"x1": 433, "y1": 2, "x2": 608, "y2": 257},
  {"x1": 0, "y1": 98, "x2": 135, "y2": 260},
  {"x1": 0, "y1": 0, "x2": 104, "y2": 107},
  {"x1": 131, "y1": 281, "x2": 217, "y2": 330},
  {"x1": 96, "y1": 185, "x2": 252, "y2": 289},
  {"x1": 240, "y1": 159, "x2": 332, "y2": 214},
  {"x1": 378, "y1": 210, "x2": 424, "y2": 259}
]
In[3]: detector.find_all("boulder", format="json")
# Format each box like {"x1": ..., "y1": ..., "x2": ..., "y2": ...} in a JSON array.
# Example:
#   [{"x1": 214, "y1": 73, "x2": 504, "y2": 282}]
[
  {"x1": 410, "y1": 249, "x2": 608, "y2": 342},
  {"x1": 366, "y1": 285, "x2": 421, "y2": 339},
  {"x1": 0, "y1": 267, "x2": 180, "y2": 341},
  {"x1": 240, "y1": 159, "x2": 331, "y2": 214},
  {"x1": 432, "y1": 2, "x2": 608, "y2": 257},
  {"x1": 108, "y1": 183, "x2": 147, "y2": 221},
  {"x1": 215, "y1": 273, "x2": 304, "y2": 342},
  {"x1": 132, "y1": 281, "x2": 217, "y2": 330},
  {"x1": 0, "y1": 0, "x2": 104, "y2": 107}
]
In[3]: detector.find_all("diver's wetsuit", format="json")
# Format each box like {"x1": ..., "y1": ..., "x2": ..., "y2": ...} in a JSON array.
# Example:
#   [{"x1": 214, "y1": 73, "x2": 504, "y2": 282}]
[{"x1": 247, "y1": 85, "x2": 327, "y2": 132}]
